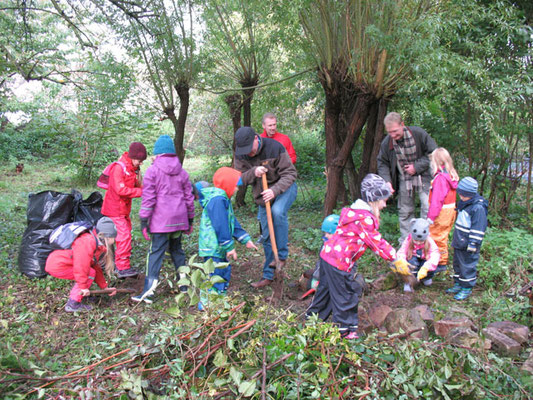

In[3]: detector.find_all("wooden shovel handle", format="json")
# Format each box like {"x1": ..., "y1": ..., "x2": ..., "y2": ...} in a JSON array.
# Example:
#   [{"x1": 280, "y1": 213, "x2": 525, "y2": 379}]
[{"x1": 261, "y1": 173, "x2": 279, "y2": 263}]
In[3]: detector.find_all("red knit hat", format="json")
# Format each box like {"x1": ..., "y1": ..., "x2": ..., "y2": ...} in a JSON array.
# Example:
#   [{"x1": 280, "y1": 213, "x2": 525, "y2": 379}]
[{"x1": 128, "y1": 142, "x2": 147, "y2": 161}]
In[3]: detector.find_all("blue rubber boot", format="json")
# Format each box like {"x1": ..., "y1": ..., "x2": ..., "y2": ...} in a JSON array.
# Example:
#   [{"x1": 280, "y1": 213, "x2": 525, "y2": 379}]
[
  {"x1": 454, "y1": 288, "x2": 472, "y2": 301},
  {"x1": 446, "y1": 283, "x2": 462, "y2": 294}
]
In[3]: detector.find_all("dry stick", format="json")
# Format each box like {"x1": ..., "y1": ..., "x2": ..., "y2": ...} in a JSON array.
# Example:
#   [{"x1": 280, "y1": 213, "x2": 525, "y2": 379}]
[
  {"x1": 261, "y1": 347, "x2": 267, "y2": 400},
  {"x1": 89, "y1": 288, "x2": 135, "y2": 295},
  {"x1": 377, "y1": 328, "x2": 423, "y2": 342}
]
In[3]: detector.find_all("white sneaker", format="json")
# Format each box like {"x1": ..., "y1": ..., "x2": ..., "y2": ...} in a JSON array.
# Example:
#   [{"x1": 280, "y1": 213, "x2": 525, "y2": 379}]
[
  {"x1": 403, "y1": 283, "x2": 413, "y2": 292},
  {"x1": 422, "y1": 279, "x2": 433, "y2": 287}
]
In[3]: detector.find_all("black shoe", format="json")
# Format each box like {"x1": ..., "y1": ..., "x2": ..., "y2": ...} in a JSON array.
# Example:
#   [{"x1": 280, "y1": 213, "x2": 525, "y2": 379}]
[{"x1": 116, "y1": 267, "x2": 139, "y2": 278}]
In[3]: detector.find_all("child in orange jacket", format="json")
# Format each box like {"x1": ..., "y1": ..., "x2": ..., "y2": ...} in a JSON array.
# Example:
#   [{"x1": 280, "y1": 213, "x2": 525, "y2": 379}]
[
  {"x1": 427, "y1": 148, "x2": 459, "y2": 270},
  {"x1": 45, "y1": 217, "x2": 118, "y2": 312},
  {"x1": 101, "y1": 142, "x2": 146, "y2": 278}
]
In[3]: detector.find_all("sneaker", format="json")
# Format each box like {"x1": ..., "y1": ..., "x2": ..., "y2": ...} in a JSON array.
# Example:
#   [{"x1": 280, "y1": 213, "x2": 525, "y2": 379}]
[
  {"x1": 344, "y1": 331, "x2": 359, "y2": 340},
  {"x1": 422, "y1": 279, "x2": 433, "y2": 287},
  {"x1": 131, "y1": 294, "x2": 153, "y2": 304},
  {"x1": 65, "y1": 299, "x2": 92, "y2": 312},
  {"x1": 446, "y1": 283, "x2": 462, "y2": 294},
  {"x1": 454, "y1": 288, "x2": 472, "y2": 301},
  {"x1": 116, "y1": 267, "x2": 139, "y2": 279},
  {"x1": 179, "y1": 285, "x2": 188, "y2": 293},
  {"x1": 403, "y1": 283, "x2": 413, "y2": 292}
]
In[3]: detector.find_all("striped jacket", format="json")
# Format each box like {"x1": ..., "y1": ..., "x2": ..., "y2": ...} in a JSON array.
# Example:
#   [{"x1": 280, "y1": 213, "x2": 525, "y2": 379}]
[{"x1": 451, "y1": 194, "x2": 488, "y2": 252}]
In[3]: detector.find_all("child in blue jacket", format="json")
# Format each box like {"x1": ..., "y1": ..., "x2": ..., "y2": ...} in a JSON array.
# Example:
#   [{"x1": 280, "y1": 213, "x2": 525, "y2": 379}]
[
  {"x1": 447, "y1": 177, "x2": 488, "y2": 300},
  {"x1": 197, "y1": 167, "x2": 257, "y2": 308}
]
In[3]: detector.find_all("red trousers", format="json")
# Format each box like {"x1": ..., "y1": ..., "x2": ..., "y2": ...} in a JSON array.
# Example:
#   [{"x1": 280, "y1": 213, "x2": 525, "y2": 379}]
[
  {"x1": 110, "y1": 215, "x2": 132, "y2": 270},
  {"x1": 46, "y1": 264, "x2": 96, "y2": 302},
  {"x1": 429, "y1": 206, "x2": 456, "y2": 266}
]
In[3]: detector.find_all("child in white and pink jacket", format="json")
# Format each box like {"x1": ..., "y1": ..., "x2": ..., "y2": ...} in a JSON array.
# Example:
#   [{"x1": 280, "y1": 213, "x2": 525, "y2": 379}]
[{"x1": 397, "y1": 218, "x2": 440, "y2": 292}]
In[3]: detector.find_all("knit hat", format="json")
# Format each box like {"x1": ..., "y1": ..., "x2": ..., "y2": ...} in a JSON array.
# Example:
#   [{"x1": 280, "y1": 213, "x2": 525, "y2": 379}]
[
  {"x1": 457, "y1": 176, "x2": 478, "y2": 197},
  {"x1": 128, "y1": 142, "x2": 147, "y2": 161},
  {"x1": 193, "y1": 180, "x2": 210, "y2": 201},
  {"x1": 321, "y1": 214, "x2": 340, "y2": 234},
  {"x1": 213, "y1": 167, "x2": 242, "y2": 198},
  {"x1": 96, "y1": 217, "x2": 117, "y2": 238},
  {"x1": 153, "y1": 135, "x2": 176, "y2": 155},
  {"x1": 360, "y1": 173, "x2": 391, "y2": 203},
  {"x1": 234, "y1": 127, "x2": 258, "y2": 156},
  {"x1": 409, "y1": 218, "x2": 429, "y2": 242}
]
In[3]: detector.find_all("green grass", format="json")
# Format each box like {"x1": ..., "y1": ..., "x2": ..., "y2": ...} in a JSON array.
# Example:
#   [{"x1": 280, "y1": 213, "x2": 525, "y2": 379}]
[{"x1": 0, "y1": 158, "x2": 531, "y2": 399}]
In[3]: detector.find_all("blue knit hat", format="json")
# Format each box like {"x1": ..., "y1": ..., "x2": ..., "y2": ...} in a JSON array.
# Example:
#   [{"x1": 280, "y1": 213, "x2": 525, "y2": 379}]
[
  {"x1": 457, "y1": 176, "x2": 478, "y2": 197},
  {"x1": 153, "y1": 135, "x2": 176, "y2": 155}
]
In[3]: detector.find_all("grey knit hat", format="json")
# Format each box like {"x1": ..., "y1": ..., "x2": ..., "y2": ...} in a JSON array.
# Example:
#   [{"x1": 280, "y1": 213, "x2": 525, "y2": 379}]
[
  {"x1": 457, "y1": 176, "x2": 478, "y2": 197},
  {"x1": 96, "y1": 217, "x2": 117, "y2": 238},
  {"x1": 360, "y1": 173, "x2": 392, "y2": 203}
]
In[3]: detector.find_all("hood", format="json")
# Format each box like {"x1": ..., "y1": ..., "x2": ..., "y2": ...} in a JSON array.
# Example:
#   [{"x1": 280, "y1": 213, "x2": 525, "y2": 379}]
[
  {"x1": 119, "y1": 152, "x2": 136, "y2": 170},
  {"x1": 151, "y1": 154, "x2": 182, "y2": 175},
  {"x1": 213, "y1": 167, "x2": 241, "y2": 198},
  {"x1": 335, "y1": 199, "x2": 375, "y2": 227},
  {"x1": 438, "y1": 169, "x2": 458, "y2": 190},
  {"x1": 458, "y1": 193, "x2": 488, "y2": 211}
]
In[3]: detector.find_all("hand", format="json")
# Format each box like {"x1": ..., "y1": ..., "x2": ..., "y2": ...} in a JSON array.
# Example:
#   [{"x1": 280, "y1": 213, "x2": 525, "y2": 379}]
[
  {"x1": 140, "y1": 218, "x2": 150, "y2": 241},
  {"x1": 417, "y1": 266, "x2": 429, "y2": 281},
  {"x1": 391, "y1": 259, "x2": 411, "y2": 276},
  {"x1": 386, "y1": 181, "x2": 395, "y2": 194},
  {"x1": 80, "y1": 289, "x2": 90, "y2": 297},
  {"x1": 226, "y1": 249, "x2": 237, "y2": 261},
  {"x1": 467, "y1": 245, "x2": 477, "y2": 253},
  {"x1": 254, "y1": 166, "x2": 268, "y2": 177},
  {"x1": 107, "y1": 287, "x2": 117, "y2": 296},
  {"x1": 246, "y1": 241, "x2": 258, "y2": 251},
  {"x1": 261, "y1": 188, "x2": 275, "y2": 203},
  {"x1": 404, "y1": 164, "x2": 416, "y2": 176}
]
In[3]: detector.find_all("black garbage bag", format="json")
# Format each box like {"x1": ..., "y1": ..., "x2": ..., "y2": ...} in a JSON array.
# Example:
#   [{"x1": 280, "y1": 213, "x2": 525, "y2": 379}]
[
  {"x1": 74, "y1": 191, "x2": 103, "y2": 225},
  {"x1": 18, "y1": 191, "x2": 76, "y2": 278}
]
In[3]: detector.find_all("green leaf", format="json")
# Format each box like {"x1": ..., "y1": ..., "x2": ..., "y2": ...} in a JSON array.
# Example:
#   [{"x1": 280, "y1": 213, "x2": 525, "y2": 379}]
[
  {"x1": 238, "y1": 380, "x2": 256, "y2": 396},
  {"x1": 191, "y1": 269, "x2": 204, "y2": 287},
  {"x1": 165, "y1": 307, "x2": 181, "y2": 317},
  {"x1": 213, "y1": 350, "x2": 227, "y2": 368},
  {"x1": 210, "y1": 275, "x2": 226, "y2": 284},
  {"x1": 230, "y1": 366, "x2": 242, "y2": 386}
]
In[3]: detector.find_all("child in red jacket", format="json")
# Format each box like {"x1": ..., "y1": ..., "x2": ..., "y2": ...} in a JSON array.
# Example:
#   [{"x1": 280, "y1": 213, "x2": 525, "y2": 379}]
[
  {"x1": 101, "y1": 142, "x2": 146, "y2": 278},
  {"x1": 306, "y1": 174, "x2": 411, "y2": 339},
  {"x1": 45, "y1": 217, "x2": 118, "y2": 312}
]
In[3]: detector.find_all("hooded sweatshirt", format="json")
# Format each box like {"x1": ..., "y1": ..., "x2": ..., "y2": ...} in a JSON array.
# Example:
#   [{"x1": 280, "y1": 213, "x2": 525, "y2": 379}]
[
  {"x1": 139, "y1": 154, "x2": 194, "y2": 233},
  {"x1": 198, "y1": 167, "x2": 250, "y2": 258},
  {"x1": 320, "y1": 199, "x2": 396, "y2": 272},
  {"x1": 427, "y1": 169, "x2": 458, "y2": 222},
  {"x1": 451, "y1": 194, "x2": 488, "y2": 252},
  {"x1": 102, "y1": 152, "x2": 142, "y2": 217}
]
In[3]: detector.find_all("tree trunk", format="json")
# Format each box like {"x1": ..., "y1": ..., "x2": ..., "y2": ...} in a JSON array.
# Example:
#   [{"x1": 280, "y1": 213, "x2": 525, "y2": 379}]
[
  {"x1": 241, "y1": 79, "x2": 257, "y2": 126},
  {"x1": 173, "y1": 81, "x2": 190, "y2": 163},
  {"x1": 324, "y1": 93, "x2": 373, "y2": 215},
  {"x1": 345, "y1": 154, "x2": 358, "y2": 201},
  {"x1": 225, "y1": 93, "x2": 242, "y2": 134}
]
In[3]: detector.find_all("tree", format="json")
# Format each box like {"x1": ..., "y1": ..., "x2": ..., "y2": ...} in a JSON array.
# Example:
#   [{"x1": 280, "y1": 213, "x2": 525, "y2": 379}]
[{"x1": 300, "y1": 0, "x2": 437, "y2": 214}]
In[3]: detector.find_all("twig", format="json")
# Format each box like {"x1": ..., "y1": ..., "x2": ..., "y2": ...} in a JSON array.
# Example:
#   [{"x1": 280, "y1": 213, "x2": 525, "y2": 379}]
[
  {"x1": 377, "y1": 328, "x2": 423, "y2": 342},
  {"x1": 89, "y1": 288, "x2": 135, "y2": 295},
  {"x1": 261, "y1": 347, "x2": 267, "y2": 400}
]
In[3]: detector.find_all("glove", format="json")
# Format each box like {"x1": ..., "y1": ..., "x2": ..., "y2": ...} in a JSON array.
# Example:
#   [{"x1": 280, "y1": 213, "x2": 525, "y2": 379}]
[
  {"x1": 140, "y1": 218, "x2": 150, "y2": 241},
  {"x1": 467, "y1": 245, "x2": 477, "y2": 253},
  {"x1": 417, "y1": 265, "x2": 429, "y2": 281},
  {"x1": 391, "y1": 259, "x2": 411, "y2": 276}
]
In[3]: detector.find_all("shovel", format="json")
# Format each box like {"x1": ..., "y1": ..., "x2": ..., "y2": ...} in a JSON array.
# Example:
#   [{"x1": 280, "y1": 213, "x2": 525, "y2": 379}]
[{"x1": 261, "y1": 170, "x2": 284, "y2": 302}]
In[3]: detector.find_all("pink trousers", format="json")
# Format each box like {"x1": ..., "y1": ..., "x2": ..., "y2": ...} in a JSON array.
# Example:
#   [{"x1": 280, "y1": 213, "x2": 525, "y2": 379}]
[
  {"x1": 46, "y1": 264, "x2": 95, "y2": 302},
  {"x1": 110, "y1": 215, "x2": 132, "y2": 271}
]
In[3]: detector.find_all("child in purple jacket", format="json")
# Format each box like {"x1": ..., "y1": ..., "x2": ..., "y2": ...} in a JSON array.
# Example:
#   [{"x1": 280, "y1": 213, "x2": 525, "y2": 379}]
[{"x1": 131, "y1": 135, "x2": 195, "y2": 304}]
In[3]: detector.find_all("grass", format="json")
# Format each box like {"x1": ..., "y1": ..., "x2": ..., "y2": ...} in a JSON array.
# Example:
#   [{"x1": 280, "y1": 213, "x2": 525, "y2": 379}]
[{"x1": 0, "y1": 158, "x2": 531, "y2": 399}]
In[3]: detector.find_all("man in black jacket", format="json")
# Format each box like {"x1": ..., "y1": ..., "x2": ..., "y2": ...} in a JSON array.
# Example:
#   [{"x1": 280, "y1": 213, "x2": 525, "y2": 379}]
[{"x1": 377, "y1": 112, "x2": 437, "y2": 242}]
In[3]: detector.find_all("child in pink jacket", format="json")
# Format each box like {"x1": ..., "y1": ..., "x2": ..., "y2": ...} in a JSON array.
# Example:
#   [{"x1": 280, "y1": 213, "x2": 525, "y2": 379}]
[
  {"x1": 397, "y1": 218, "x2": 440, "y2": 292},
  {"x1": 306, "y1": 174, "x2": 410, "y2": 339}
]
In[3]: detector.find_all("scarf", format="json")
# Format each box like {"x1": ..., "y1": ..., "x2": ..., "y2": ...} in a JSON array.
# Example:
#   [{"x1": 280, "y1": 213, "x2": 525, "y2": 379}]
[{"x1": 393, "y1": 127, "x2": 422, "y2": 195}]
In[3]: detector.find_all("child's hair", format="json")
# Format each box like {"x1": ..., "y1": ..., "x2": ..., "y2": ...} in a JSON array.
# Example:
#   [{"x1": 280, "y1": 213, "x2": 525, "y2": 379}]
[
  {"x1": 406, "y1": 238, "x2": 430, "y2": 260},
  {"x1": 368, "y1": 201, "x2": 382, "y2": 221},
  {"x1": 431, "y1": 148, "x2": 459, "y2": 181},
  {"x1": 98, "y1": 233, "x2": 115, "y2": 277}
]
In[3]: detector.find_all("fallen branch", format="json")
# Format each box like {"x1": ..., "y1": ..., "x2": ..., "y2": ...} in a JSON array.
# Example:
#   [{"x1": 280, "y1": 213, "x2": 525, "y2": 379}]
[
  {"x1": 377, "y1": 328, "x2": 423, "y2": 342},
  {"x1": 89, "y1": 288, "x2": 136, "y2": 295}
]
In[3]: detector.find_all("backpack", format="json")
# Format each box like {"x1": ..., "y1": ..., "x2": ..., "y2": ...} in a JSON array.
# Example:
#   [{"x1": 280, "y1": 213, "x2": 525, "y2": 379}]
[
  {"x1": 97, "y1": 161, "x2": 128, "y2": 190},
  {"x1": 49, "y1": 221, "x2": 95, "y2": 250}
]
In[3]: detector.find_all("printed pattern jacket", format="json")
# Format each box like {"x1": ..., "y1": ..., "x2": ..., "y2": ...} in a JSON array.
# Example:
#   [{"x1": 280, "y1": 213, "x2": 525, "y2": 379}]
[{"x1": 320, "y1": 199, "x2": 396, "y2": 272}]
